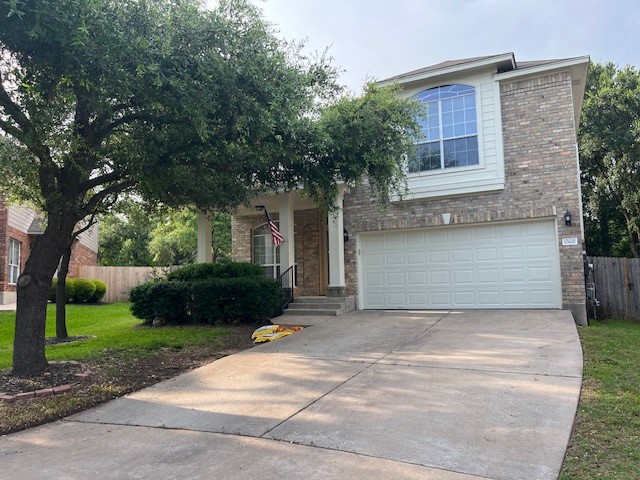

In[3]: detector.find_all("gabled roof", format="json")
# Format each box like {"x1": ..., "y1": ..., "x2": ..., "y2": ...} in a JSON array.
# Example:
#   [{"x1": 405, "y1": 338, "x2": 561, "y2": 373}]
[
  {"x1": 378, "y1": 53, "x2": 516, "y2": 86},
  {"x1": 377, "y1": 52, "x2": 590, "y2": 128}
]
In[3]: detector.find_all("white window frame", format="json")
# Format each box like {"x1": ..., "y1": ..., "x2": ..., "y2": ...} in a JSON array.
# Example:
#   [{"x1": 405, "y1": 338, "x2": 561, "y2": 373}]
[
  {"x1": 8, "y1": 238, "x2": 21, "y2": 285},
  {"x1": 410, "y1": 84, "x2": 479, "y2": 173}
]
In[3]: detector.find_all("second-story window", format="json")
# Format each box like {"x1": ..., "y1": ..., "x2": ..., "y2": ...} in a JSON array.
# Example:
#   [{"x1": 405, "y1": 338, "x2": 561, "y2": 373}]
[{"x1": 410, "y1": 84, "x2": 479, "y2": 173}]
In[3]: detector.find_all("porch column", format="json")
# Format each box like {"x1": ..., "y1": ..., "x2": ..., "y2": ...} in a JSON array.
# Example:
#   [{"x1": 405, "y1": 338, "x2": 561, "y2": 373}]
[
  {"x1": 278, "y1": 193, "x2": 295, "y2": 277},
  {"x1": 327, "y1": 187, "x2": 346, "y2": 297},
  {"x1": 196, "y1": 211, "x2": 213, "y2": 263}
]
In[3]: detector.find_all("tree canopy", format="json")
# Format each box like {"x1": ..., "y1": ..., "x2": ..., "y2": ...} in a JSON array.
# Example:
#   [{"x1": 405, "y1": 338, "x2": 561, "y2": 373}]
[
  {"x1": 0, "y1": 0, "x2": 421, "y2": 375},
  {"x1": 580, "y1": 62, "x2": 640, "y2": 257}
]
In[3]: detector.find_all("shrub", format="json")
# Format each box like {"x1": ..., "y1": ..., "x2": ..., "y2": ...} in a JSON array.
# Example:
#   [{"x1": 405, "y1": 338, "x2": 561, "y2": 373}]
[
  {"x1": 89, "y1": 279, "x2": 107, "y2": 303},
  {"x1": 189, "y1": 277, "x2": 282, "y2": 324},
  {"x1": 73, "y1": 278, "x2": 97, "y2": 303},
  {"x1": 167, "y1": 262, "x2": 263, "y2": 281},
  {"x1": 129, "y1": 280, "x2": 189, "y2": 324},
  {"x1": 129, "y1": 276, "x2": 281, "y2": 325},
  {"x1": 49, "y1": 278, "x2": 76, "y2": 303}
]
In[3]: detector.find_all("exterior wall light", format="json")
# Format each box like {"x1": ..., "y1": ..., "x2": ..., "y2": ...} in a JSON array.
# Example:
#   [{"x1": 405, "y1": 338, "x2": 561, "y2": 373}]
[
  {"x1": 564, "y1": 210, "x2": 572, "y2": 226},
  {"x1": 343, "y1": 228, "x2": 349, "y2": 243}
]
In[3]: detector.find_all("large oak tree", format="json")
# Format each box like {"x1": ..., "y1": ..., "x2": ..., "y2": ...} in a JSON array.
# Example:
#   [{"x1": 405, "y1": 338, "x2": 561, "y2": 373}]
[{"x1": 0, "y1": 0, "x2": 420, "y2": 375}]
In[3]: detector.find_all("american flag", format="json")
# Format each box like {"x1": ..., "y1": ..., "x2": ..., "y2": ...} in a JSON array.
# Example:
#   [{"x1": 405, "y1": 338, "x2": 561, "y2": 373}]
[{"x1": 263, "y1": 208, "x2": 284, "y2": 247}]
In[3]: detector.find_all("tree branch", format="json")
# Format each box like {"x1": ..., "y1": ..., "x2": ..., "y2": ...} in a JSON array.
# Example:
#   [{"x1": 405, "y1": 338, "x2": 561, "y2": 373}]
[
  {"x1": 78, "y1": 169, "x2": 126, "y2": 193},
  {"x1": 81, "y1": 179, "x2": 135, "y2": 216}
]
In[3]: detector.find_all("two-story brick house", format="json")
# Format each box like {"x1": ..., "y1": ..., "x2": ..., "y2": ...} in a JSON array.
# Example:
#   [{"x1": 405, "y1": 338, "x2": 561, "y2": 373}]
[
  {"x1": 0, "y1": 199, "x2": 99, "y2": 305},
  {"x1": 221, "y1": 53, "x2": 589, "y2": 324}
]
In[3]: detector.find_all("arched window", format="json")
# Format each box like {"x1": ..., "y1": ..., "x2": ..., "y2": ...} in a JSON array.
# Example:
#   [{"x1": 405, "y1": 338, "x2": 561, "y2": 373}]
[
  {"x1": 410, "y1": 84, "x2": 479, "y2": 172},
  {"x1": 253, "y1": 223, "x2": 280, "y2": 279}
]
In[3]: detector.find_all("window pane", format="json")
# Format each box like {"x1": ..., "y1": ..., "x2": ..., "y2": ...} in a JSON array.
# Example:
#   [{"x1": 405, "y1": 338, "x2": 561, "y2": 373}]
[
  {"x1": 409, "y1": 142, "x2": 441, "y2": 172},
  {"x1": 443, "y1": 137, "x2": 479, "y2": 168}
]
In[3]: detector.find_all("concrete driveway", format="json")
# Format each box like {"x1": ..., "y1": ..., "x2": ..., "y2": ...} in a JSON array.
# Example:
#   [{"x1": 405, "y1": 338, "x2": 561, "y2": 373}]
[{"x1": 0, "y1": 310, "x2": 582, "y2": 480}]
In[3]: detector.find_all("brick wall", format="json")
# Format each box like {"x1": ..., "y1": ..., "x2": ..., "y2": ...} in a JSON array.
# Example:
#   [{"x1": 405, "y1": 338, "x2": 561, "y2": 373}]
[
  {"x1": 343, "y1": 71, "x2": 586, "y2": 321},
  {"x1": 232, "y1": 209, "x2": 323, "y2": 296},
  {"x1": 69, "y1": 241, "x2": 98, "y2": 278}
]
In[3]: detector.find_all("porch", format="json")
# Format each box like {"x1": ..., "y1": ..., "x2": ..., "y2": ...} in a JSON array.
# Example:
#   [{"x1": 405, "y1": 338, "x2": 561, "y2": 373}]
[{"x1": 196, "y1": 187, "x2": 351, "y2": 303}]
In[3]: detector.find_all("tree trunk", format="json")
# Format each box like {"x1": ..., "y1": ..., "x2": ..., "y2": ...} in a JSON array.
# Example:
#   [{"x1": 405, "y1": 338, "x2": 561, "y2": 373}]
[
  {"x1": 628, "y1": 226, "x2": 640, "y2": 258},
  {"x1": 55, "y1": 246, "x2": 72, "y2": 340},
  {"x1": 12, "y1": 221, "x2": 75, "y2": 376}
]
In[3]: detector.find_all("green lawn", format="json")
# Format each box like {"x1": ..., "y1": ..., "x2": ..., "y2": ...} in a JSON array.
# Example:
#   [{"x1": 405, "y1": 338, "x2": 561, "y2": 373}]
[
  {"x1": 0, "y1": 303, "x2": 233, "y2": 370},
  {"x1": 561, "y1": 319, "x2": 640, "y2": 479}
]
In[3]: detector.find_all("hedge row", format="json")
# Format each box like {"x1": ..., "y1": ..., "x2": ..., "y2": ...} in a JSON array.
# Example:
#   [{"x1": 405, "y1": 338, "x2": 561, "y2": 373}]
[
  {"x1": 166, "y1": 262, "x2": 264, "y2": 281},
  {"x1": 129, "y1": 276, "x2": 282, "y2": 325},
  {"x1": 49, "y1": 278, "x2": 107, "y2": 303}
]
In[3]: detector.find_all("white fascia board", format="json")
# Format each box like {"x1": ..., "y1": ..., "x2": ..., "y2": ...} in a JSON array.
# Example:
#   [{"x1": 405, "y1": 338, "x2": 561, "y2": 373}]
[
  {"x1": 376, "y1": 53, "x2": 516, "y2": 88},
  {"x1": 493, "y1": 56, "x2": 590, "y2": 81}
]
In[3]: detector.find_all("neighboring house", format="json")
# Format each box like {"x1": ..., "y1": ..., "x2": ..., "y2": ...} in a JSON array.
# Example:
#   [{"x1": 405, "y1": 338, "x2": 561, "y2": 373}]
[
  {"x1": 214, "y1": 53, "x2": 590, "y2": 323},
  {"x1": 0, "y1": 199, "x2": 99, "y2": 305}
]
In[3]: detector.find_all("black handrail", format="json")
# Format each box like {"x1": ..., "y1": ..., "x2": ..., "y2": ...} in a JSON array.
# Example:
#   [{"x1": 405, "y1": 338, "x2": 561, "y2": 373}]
[{"x1": 280, "y1": 266, "x2": 294, "y2": 311}]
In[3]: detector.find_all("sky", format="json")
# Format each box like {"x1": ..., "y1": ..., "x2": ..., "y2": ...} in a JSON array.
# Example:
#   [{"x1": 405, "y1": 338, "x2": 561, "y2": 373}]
[{"x1": 240, "y1": 0, "x2": 640, "y2": 93}]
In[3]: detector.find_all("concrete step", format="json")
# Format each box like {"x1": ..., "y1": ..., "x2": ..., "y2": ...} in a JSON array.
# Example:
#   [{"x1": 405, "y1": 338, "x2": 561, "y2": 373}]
[
  {"x1": 287, "y1": 302, "x2": 344, "y2": 310},
  {"x1": 295, "y1": 296, "x2": 349, "y2": 304},
  {"x1": 283, "y1": 295, "x2": 355, "y2": 317},
  {"x1": 282, "y1": 308, "x2": 339, "y2": 316}
]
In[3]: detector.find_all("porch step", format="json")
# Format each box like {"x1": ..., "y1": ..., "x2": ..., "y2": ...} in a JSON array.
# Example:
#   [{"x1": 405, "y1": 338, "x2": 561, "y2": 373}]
[{"x1": 283, "y1": 296, "x2": 355, "y2": 317}]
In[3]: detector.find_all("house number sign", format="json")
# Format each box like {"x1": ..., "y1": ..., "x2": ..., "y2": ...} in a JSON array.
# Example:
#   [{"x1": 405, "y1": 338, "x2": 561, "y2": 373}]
[{"x1": 561, "y1": 237, "x2": 579, "y2": 246}]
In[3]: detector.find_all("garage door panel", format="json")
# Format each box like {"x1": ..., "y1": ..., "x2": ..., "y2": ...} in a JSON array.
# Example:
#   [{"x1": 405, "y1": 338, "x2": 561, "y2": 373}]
[
  {"x1": 475, "y1": 226, "x2": 497, "y2": 240},
  {"x1": 477, "y1": 268, "x2": 499, "y2": 283},
  {"x1": 500, "y1": 224, "x2": 524, "y2": 238},
  {"x1": 478, "y1": 291, "x2": 501, "y2": 306},
  {"x1": 501, "y1": 245, "x2": 524, "y2": 260},
  {"x1": 454, "y1": 291, "x2": 476, "y2": 306},
  {"x1": 527, "y1": 244, "x2": 551, "y2": 259},
  {"x1": 429, "y1": 231, "x2": 449, "y2": 244},
  {"x1": 452, "y1": 249, "x2": 473, "y2": 262},
  {"x1": 431, "y1": 291, "x2": 453, "y2": 306},
  {"x1": 503, "y1": 268, "x2": 525, "y2": 282},
  {"x1": 407, "y1": 251, "x2": 427, "y2": 265},
  {"x1": 385, "y1": 233, "x2": 404, "y2": 245},
  {"x1": 364, "y1": 253, "x2": 383, "y2": 266},
  {"x1": 407, "y1": 272, "x2": 427, "y2": 286},
  {"x1": 365, "y1": 273, "x2": 384, "y2": 286},
  {"x1": 387, "y1": 293, "x2": 405, "y2": 306},
  {"x1": 385, "y1": 253, "x2": 404, "y2": 266},
  {"x1": 429, "y1": 270, "x2": 450, "y2": 285},
  {"x1": 529, "y1": 266, "x2": 552, "y2": 282},
  {"x1": 526, "y1": 221, "x2": 554, "y2": 236},
  {"x1": 386, "y1": 272, "x2": 405, "y2": 286},
  {"x1": 503, "y1": 290, "x2": 528, "y2": 305},
  {"x1": 476, "y1": 247, "x2": 498, "y2": 261},
  {"x1": 429, "y1": 250, "x2": 449, "y2": 263},
  {"x1": 406, "y1": 231, "x2": 426, "y2": 245},
  {"x1": 453, "y1": 270, "x2": 474, "y2": 284},
  {"x1": 530, "y1": 290, "x2": 555, "y2": 305},
  {"x1": 360, "y1": 220, "x2": 561, "y2": 310},
  {"x1": 452, "y1": 229, "x2": 473, "y2": 242}
]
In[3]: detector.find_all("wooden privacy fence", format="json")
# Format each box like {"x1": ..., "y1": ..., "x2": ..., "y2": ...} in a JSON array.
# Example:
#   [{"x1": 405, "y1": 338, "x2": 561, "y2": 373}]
[
  {"x1": 588, "y1": 256, "x2": 640, "y2": 321},
  {"x1": 78, "y1": 266, "x2": 166, "y2": 302}
]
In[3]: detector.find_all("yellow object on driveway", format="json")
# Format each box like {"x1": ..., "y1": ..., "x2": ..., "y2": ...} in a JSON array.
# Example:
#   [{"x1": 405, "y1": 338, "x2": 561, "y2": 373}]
[{"x1": 252, "y1": 325, "x2": 303, "y2": 343}]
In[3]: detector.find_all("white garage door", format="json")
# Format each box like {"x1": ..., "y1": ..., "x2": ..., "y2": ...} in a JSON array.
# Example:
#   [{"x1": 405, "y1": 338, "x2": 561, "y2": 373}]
[{"x1": 359, "y1": 220, "x2": 561, "y2": 309}]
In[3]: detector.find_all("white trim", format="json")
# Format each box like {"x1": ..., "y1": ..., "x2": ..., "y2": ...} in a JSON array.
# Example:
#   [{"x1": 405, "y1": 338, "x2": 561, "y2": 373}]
[
  {"x1": 8, "y1": 238, "x2": 20, "y2": 285},
  {"x1": 493, "y1": 56, "x2": 590, "y2": 81},
  {"x1": 377, "y1": 53, "x2": 515, "y2": 87}
]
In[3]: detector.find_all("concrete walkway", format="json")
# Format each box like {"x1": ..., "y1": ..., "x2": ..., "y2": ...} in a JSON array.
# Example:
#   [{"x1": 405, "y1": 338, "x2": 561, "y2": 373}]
[
  {"x1": 0, "y1": 302, "x2": 16, "y2": 311},
  {"x1": 0, "y1": 310, "x2": 582, "y2": 480}
]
